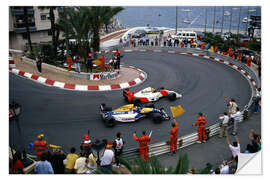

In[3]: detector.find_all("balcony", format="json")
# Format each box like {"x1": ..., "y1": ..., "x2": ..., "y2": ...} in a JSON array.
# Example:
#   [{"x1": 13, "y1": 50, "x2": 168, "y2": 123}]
[
  {"x1": 11, "y1": 8, "x2": 34, "y2": 15},
  {"x1": 13, "y1": 26, "x2": 37, "y2": 33}
]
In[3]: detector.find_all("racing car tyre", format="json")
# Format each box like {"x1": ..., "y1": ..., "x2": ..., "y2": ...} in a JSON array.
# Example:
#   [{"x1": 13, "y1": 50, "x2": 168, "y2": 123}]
[
  {"x1": 168, "y1": 93, "x2": 177, "y2": 101},
  {"x1": 144, "y1": 102, "x2": 155, "y2": 108},
  {"x1": 105, "y1": 117, "x2": 116, "y2": 127},
  {"x1": 101, "y1": 104, "x2": 112, "y2": 112},
  {"x1": 152, "y1": 113, "x2": 163, "y2": 123},
  {"x1": 132, "y1": 98, "x2": 141, "y2": 105}
]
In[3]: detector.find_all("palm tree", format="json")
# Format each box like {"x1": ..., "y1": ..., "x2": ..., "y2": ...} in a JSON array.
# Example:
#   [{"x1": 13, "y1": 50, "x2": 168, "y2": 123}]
[
  {"x1": 87, "y1": 6, "x2": 124, "y2": 52},
  {"x1": 49, "y1": 7, "x2": 57, "y2": 56},
  {"x1": 95, "y1": 153, "x2": 189, "y2": 174},
  {"x1": 23, "y1": 7, "x2": 33, "y2": 53}
]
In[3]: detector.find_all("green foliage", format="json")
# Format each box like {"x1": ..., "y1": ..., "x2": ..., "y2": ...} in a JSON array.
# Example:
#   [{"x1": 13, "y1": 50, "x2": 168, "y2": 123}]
[
  {"x1": 198, "y1": 163, "x2": 213, "y2": 174},
  {"x1": 246, "y1": 40, "x2": 261, "y2": 52},
  {"x1": 172, "y1": 153, "x2": 189, "y2": 174}
]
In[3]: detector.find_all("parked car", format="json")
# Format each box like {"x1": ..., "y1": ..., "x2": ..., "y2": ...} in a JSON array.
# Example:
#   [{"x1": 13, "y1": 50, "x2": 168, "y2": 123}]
[
  {"x1": 240, "y1": 38, "x2": 250, "y2": 46},
  {"x1": 132, "y1": 29, "x2": 146, "y2": 38},
  {"x1": 145, "y1": 27, "x2": 160, "y2": 34}
]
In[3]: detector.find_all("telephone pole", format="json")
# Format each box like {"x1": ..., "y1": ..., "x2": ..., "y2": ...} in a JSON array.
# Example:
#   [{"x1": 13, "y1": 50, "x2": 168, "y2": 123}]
[
  {"x1": 175, "y1": 6, "x2": 178, "y2": 34},
  {"x1": 237, "y1": 7, "x2": 242, "y2": 35},
  {"x1": 229, "y1": 7, "x2": 233, "y2": 33},
  {"x1": 221, "y1": 6, "x2": 224, "y2": 34},
  {"x1": 212, "y1": 6, "x2": 216, "y2": 33},
  {"x1": 204, "y1": 7, "x2": 207, "y2": 33}
]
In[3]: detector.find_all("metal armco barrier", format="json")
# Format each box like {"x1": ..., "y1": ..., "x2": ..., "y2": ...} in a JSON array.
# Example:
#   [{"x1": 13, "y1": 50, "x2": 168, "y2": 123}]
[{"x1": 122, "y1": 123, "x2": 223, "y2": 159}]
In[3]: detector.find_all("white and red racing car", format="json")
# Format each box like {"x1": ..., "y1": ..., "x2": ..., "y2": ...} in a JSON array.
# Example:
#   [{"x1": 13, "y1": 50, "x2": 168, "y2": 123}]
[{"x1": 123, "y1": 87, "x2": 182, "y2": 104}]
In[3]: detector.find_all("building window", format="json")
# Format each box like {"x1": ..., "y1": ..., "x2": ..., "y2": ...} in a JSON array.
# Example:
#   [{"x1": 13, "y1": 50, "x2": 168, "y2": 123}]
[
  {"x1": 40, "y1": 13, "x2": 50, "y2": 20},
  {"x1": 22, "y1": 33, "x2": 28, "y2": 40},
  {"x1": 48, "y1": 30, "x2": 52, "y2": 36}
]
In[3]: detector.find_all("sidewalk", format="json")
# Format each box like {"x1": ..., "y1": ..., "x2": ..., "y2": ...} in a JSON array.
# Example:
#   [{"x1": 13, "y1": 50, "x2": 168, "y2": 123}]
[{"x1": 13, "y1": 58, "x2": 142, "y2": 87}]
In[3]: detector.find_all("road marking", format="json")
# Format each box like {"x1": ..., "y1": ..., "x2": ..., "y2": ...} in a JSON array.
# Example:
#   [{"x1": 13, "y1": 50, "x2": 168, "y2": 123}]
[
  {"x1": 54, "y1": 81, "x2": 65, "y2": 88},
  {"x1": 24, "y1": 72, "x2": 32, "y2": 78},
  {"x1": 12, "y1": 69, "x2": 19, "y2": 74},
  {"x1": 120, "y1": 82, "x2": 130, "y2": 89},
  {"x1": 134, "y1": 78, "x2": 141, "y2": 84},
  {"x1": 37, "y1": 77, "x2": 46, "y2": 83},
  {"x1": 99, "y1": 85, "x2": 111, "y2": 91},
  {"x1": 75, "y1": 85, "x2": 88, "y2": 91}
]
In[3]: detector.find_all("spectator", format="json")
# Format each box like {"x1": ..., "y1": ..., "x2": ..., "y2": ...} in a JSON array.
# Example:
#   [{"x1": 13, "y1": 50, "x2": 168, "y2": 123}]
[
  {"x1": 100, "y1": 139, "x2": 115, "y2": 171},
  {"x1": 74, "y1": 151, "x2": 88, "y2": 174},
  {"x1": 214, "y1": 168, "x2": 220, "y2": 174},
  {"x1": 86, "y1": 152, "x2": 97, "y2": 173},
  {"x1": 218, "y1": 112, "x2": 229, "y2": 138},
  {"x1": 36, "y1": 56, "x2": 42, "y2": 74},
  {"x1": 219, "y1": 160, "x2": 229, "y2": 174},
  {"x1": 244, "y1": 144, "x2": 255, "y2": 154},
  {"x1": 51, "y1": 148, "x2": 66, "y2": 174},
  {"x1": 64, "y1": 147, "x2": 79, "y2": 174},
  {"x1": 249, "y1": 129, "x2": 261, "y2": 152},
  {"x1": 33, "y1": 134, "x2": 48, "y2": 161},
  {"x1": 254, "y1": 88, "x2": 261, "y2": 113},
  {"x1": 225, "y1": 97, "x2": 238, "y2": 115},
  {"x1": 34, "y1": 153, "x2": 54, "y2": 174},
  {"x1": 230, "y1": 107, "x2": 241, "y2": 136},
  {"x1": 80, "y1": 134, "x2": 92, "y2": 157},
  {"x1": 193, "y1": 112, "x2": 207, "y2": 143},
  {"x1": 86, "y1": 53, "x2": 93, "y2": 73},
  {"x1": 188, "y1": 168, "x2": 196, "y2": 174},
  {"x1": 74, "y1": 56, "x2": 81, "y2": 73},
  {"x1": 133, "y1": 130, "x2": 151, "y2": 161},
  {"x1": 113, "y1": 132, "x2": 125, "y2": 167},
  {"x1": 10, "y1": 152, "x2": 24, "y2": 174},
  {"x1": 226, "y1": 135, "x2": 240, "y2": 162}
]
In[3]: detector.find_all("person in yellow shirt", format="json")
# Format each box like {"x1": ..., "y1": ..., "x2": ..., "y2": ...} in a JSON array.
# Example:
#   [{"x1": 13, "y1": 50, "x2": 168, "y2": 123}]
[{"x1": 64, "y1": 147, "x2": 79, "y2": 174}]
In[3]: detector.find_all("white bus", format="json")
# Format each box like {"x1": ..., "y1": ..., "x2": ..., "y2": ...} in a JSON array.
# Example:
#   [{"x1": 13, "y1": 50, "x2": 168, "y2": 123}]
[{"x1": 171, "y1": 31, "x2": 197, "y2": 41}]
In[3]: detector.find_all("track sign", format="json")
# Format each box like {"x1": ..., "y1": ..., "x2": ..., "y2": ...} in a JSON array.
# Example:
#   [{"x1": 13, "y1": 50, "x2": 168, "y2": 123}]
[{"x1": 170, "y1": 105, "x2": 185, "y2": 118}]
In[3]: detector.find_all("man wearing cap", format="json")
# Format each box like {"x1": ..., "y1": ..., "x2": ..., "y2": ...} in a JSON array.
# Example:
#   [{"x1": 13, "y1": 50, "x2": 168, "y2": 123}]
[
  {"x1": 33, "y1": 134, "x2": 49, "y2": 161},
  {"x1": 133, "y1": 130, "x2": 151, "y2": 161},
  {"x1": 170, "y1": 119, "x2": 179, "y2": 154},
  {"x1": 80, "y1": 134, "x2": 92, "y2": 157},
  {"x1": 193, "y1": 113, "x2": 207, "y2": 143}
]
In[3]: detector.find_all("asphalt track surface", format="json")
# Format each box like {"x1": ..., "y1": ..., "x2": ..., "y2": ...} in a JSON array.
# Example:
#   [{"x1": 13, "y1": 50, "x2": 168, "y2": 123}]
[{"x1": 9, "y1": 52, "x2": 251, "y2": 154}]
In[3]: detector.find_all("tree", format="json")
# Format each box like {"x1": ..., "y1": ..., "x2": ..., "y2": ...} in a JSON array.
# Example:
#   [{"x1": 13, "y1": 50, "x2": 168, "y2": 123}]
[
  {"x1": 87, "y1": 6, "x2": 124, "y2": 52},
  {"x1": 23, "y1": 7, "x2": 33, "y2": 53},
  {"x1": 49, "y1": 7, "x2": 57, "y2": 56}
]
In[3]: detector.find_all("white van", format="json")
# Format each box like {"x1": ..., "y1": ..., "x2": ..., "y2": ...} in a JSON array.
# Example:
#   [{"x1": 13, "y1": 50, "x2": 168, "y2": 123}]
[{"x1": 171, "y1": 31, "x2": 197, "y2": 41}]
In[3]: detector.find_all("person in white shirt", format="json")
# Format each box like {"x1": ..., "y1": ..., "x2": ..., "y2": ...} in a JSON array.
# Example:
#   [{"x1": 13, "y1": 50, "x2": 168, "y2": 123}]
[
  {"x1": 219, "y1": 112, "x2": 229, "y2": 138},
  {"x1": 100, "y1": 140, "x2": 115, "y2": 171},
  {"x1": 230, "y1": 107, "x2": 242, "y2": 135},
  {"x1": 220, "y1": 160, "x2": 229, "y2": 174},
  {"x1": 226, "y1": 135, "x2": 240, "y2": 162},
  {"x1": 74, "y1": 152, "x2": 88, "y2": 174}
]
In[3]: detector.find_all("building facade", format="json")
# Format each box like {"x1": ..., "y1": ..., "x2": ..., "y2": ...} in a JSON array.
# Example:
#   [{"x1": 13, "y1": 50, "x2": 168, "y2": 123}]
[{"x1": 9, "y1": 6, "x2": 62, "y2": 50}]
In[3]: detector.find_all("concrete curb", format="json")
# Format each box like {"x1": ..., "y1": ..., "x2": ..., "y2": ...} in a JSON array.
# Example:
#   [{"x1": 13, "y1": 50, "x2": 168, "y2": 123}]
[{"x1": 9, "y1": 66, "x2": 147, "y2": 92}]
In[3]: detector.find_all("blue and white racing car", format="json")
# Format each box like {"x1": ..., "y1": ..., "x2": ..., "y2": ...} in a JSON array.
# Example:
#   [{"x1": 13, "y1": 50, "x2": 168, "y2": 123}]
[{"x1": 100, "y1": 103, "x2": 170, "y2": 127}]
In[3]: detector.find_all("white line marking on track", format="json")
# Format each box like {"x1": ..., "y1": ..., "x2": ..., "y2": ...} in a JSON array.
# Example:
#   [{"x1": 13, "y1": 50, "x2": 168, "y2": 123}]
[
  {"x1": 120, "y1": 82, "x2": 130, "y2": 89},
  {"x1": 54, "y1": 81, "x2": 65, "y2": 88},
  {"x1": 98, "y1": 85, "x2": 111, "y2": 91},
  {"x1": 75, "y1": 85, "x2": 88, "y2": 91}
]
